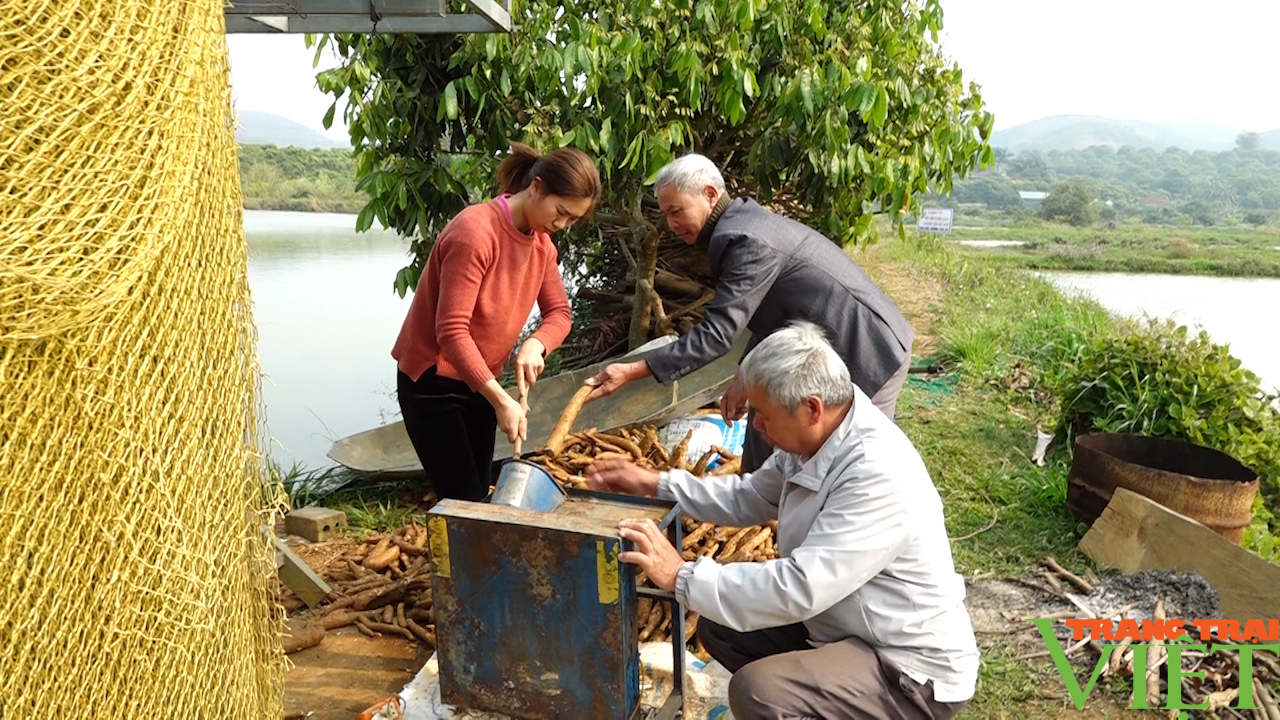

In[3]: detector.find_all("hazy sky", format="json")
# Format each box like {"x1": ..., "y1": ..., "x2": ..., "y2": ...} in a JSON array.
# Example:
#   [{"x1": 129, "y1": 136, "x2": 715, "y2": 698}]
[{"x1": 226, "y1": 1, "x2": 1280, "y2": 142}]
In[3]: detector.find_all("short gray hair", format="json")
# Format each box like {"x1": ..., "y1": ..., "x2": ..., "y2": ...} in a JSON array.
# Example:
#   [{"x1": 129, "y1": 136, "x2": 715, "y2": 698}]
[
  {"x1": 654, "y1": 154, "x2": 726, "y2": 196},
  {"x1": 739, "y1": 321, "x2": 853, "y2": 411}
]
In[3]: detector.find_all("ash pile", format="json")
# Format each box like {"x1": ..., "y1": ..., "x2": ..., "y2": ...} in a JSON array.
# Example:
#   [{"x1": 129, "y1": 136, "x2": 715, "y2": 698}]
[{"x1": 1020, "y1": 561, "x2": 1279, "y2": 718}]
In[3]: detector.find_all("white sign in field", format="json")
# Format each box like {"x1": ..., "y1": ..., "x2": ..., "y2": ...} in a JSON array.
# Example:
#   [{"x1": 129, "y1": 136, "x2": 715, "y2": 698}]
[{"x1": 916, "y1": 207, "x2": 954, "y2": 234}]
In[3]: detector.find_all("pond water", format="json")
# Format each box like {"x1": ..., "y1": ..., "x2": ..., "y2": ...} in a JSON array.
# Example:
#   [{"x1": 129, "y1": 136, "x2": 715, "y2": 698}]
[
  {"x1": 1040, "y1": 271, "x2": 1280, "y2": 396},
  {"x1": 245, "y1": 211, "x2": 412, "y2": 471}
]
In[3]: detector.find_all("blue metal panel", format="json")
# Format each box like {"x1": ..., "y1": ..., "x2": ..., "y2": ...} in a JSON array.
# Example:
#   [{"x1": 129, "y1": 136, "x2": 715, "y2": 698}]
[{"x1": 428, "y1": 493, "x2": 677, "y2": 719}]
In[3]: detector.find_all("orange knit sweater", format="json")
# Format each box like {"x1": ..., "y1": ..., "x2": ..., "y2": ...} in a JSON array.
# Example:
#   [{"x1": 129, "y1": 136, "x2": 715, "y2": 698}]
[{"x1": 391, "y1": 199, "x2": 573, "y2": 391}]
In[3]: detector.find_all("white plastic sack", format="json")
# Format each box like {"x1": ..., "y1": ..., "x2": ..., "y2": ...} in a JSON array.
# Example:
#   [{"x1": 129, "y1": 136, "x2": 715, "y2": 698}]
[{"x1": 659, "y1": 415, "x2": 748, "y2": 470}]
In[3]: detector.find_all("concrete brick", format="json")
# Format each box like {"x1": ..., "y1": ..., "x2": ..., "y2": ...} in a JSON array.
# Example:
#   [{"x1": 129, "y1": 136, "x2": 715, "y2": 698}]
[{"x1": 285, "y1": 506, "x2": 348, "y2": 542}]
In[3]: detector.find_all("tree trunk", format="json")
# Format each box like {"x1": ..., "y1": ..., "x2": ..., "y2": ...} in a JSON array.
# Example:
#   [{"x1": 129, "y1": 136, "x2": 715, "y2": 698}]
[
  {"x1": 654, "y1": 268, "x2": 708, "y2": 298},
  {"x1": 628, "y1": 225, "x2": 660, "y2": 350}
]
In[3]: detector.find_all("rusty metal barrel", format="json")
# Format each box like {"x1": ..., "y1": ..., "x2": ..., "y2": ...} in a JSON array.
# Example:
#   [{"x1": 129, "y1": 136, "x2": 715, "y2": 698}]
[{"x1": 1067, "y1": 432, "x2": 1259, "y2": 545}]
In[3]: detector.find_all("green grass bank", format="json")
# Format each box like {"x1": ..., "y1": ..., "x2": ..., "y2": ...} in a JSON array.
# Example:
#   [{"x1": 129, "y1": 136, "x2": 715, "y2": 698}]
[
  {"x1": 871, "y1": 234, "x2": 1280, "y2": 566},
  {"x1": 946, "y1": 222, "x2": 1280, "y2": 277},
  {"x1": 861, "y1": 235, "x2": 1280, "y2": 716}
]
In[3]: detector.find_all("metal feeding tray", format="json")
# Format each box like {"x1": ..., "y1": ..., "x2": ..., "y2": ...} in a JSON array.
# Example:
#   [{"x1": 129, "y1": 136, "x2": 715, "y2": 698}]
[
  {"x1": 490, "y1": 458, "x2": 567, "y2": 513},
  {"x1": 427, "y1": 488, "x2": 687, "y2": 719}
]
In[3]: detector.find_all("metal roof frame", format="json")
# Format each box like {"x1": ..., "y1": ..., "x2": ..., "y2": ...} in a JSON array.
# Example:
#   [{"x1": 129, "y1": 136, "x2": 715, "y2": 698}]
[{"x1": 224, "y1": 0, "x2": 512, "y2": 34}]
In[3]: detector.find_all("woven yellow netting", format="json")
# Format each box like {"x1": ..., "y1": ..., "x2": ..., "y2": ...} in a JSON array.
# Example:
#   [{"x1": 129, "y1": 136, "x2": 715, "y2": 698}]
[{"x1": 0, "y1": 1, "x2": 287, "y2": 716}]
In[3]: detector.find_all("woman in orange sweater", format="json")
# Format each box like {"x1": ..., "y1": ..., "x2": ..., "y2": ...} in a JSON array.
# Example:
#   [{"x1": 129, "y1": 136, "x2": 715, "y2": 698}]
[{"x1": 392, "y1": 143, "x2": 601, "y2": 501}]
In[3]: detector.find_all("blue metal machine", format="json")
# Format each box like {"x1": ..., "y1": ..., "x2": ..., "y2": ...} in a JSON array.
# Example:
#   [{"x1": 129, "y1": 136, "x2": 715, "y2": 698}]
[{"x1": 427, "y1": 488, "x2": 687, "y2": 719}]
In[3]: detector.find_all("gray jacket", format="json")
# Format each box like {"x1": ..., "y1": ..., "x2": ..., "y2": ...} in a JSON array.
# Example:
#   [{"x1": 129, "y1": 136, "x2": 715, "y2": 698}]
[
  {"x1": 662, "y1": 384, "x2": 980, "y2": 702},
  {"x1": 644, "y1": 197, "x2": 915, "y2": 396}
]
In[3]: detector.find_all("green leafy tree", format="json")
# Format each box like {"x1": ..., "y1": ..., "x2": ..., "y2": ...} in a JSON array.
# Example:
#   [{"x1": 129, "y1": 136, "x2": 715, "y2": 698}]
[
  {"x1": 949, "y1": 144, "x2": 1280, "y2": 225},
  {"x1": 1007, "y1": 150, "x2": 1053, "y2": 185},
  {"x1": 1040, "y1": 180, "x2": 1098, "y2": 227},
  {"x1": 953, "y1": 175, "x2": 1020, "y2": 209},
  {"x1": 1181, "y1": 199, "x2": 1216, "y2": 226},
  {"x1": 307, "y1": 0, "x2": 993, "y2": 346},
  {"x1": 1237, "y1": 131, "x2": 1263, "y2": 151}
]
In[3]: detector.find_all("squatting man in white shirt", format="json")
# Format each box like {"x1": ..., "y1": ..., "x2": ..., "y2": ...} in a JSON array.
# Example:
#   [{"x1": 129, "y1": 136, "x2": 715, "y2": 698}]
[{"x1": 587, "y1": 321, "x2": 980, "y2": 719}]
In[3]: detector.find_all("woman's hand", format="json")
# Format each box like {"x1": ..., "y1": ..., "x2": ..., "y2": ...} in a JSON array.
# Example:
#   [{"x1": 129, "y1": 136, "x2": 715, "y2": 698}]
[
  {"x1": 495, "y1": 394, "x2": 528, "y2": 444},
  {"x1": 514, "y1": 338, "x2": 546, "y2": 398}
]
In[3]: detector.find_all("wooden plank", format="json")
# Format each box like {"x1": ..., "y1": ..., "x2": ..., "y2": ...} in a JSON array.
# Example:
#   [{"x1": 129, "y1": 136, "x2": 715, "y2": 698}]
[
  {"x1": 1078, "y1": 487, "x2": 1280, "y2": 626},
  {"x1": 275, "y1": 537, "x2": 332, "y2": 609}
]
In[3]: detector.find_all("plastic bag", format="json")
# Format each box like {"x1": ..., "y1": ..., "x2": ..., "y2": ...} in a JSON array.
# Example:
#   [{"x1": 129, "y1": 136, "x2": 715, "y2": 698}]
[{"x1": 660, "y1": 414, "x2": 748, "y2": 469}]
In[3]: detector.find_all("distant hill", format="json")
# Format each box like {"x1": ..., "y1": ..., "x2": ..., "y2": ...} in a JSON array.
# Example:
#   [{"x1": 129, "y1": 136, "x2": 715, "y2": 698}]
[
  {"x1": 990, "y1": 115, "x2": 1271, "y2": 153},
  {"x1": 235, "y1": 110, "x2": 347, "y2": 149}
]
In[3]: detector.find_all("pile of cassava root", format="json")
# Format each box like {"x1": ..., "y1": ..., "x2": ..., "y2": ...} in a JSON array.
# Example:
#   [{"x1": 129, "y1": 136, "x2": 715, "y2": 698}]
[
  {"x1": 276, "y1": 522, "x2": 438, "y2": 655},
  {"x1": 524, "y1": 423, "x2": 743, "y2": 490}
]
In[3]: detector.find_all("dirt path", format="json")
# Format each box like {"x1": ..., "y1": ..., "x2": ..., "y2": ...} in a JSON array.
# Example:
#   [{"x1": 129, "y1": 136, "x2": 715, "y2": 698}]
[{"x1": 851, "y1": 243, "x2": 944, "y2": 358}]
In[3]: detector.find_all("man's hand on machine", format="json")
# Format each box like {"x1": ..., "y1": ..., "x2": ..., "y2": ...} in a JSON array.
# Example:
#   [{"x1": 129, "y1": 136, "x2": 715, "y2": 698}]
[
  {"x1": 616, "y1": 518, "x2": 684, "y2": 592},
  {"x1": 585, "y1": 458, "x2": 659, "y2": 497}
]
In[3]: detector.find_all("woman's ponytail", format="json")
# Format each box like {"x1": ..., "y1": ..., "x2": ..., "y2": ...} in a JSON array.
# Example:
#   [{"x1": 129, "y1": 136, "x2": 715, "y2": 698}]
[
  {"x1": 496, "y1": 140, "x2": 602, "y2": 205},
  {"x1": 497, "y1": 142, "x2": 542, "y2": 195}
]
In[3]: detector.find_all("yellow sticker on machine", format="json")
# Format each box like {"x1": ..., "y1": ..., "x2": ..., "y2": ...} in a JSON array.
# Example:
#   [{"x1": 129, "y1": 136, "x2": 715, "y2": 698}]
[
  {"x1": 597, "y1": 540, "x2": 620, "y2": 605},
  {"x1": 428, "y1": 515, "x2": 451, "y2": 579}
]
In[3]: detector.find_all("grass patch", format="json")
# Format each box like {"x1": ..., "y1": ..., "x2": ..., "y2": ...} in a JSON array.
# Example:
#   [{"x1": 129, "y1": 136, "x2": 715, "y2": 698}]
[
  {"x1": 960, "y1": 640, "x2": 1044, "y2": 715},
  {"x1": 238, "y1": 144, "x2": 365, "y2": 214},
  {"x1": 312, "y1": 476, "x2": 434, "y2": 536},
  {"x1": 898, "y1": 380, "x2": 1087, "y2": 576},
  {"x1": 266, "y1": 459, "x2": 430, "y2": 536},
  {"x1": 337, "y1": 494, "x2": 421, "y2": 535},
  {"x1": 268, "y1": 459, "x2": 351, "y2": 508},
  {"x1": 881, "y1": 234, "x2": 1280, "y2": 544},
  {"x1": 946, "y1": 222, "x2": 1280, "y2": 278}
]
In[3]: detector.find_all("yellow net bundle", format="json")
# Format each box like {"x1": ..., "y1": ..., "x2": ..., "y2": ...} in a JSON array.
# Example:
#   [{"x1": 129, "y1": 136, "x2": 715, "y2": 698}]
[{"x1": 1, "y1": 1, "x2": 286, "y2": 716}]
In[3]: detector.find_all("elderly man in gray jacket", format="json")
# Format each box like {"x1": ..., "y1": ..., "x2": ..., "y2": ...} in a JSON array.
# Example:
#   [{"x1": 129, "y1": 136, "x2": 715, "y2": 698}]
[
  {"x1": 586, "y1": 154, "x2": 915, "y2": 473},
  {"x1": 587, "y1": 321, "x2": 978, "y2": 720}
]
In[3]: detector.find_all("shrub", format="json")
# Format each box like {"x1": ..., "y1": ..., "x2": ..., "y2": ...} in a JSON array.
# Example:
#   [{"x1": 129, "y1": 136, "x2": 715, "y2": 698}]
[{"x1": 1055, "y1": 317, "x2": 1280, "y2": 516}]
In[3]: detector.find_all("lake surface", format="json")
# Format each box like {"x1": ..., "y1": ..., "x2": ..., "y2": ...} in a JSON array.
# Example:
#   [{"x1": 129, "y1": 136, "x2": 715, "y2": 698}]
[
  {"x1": 243, "y1": 211, "x2": 1280, "y2": 470},
  {"x1": 1040, "y1": 271, "x2": 1280, "y2": 396},
  {"x1": 245, "y1": 211, "x2": 412, "y2": 471}
]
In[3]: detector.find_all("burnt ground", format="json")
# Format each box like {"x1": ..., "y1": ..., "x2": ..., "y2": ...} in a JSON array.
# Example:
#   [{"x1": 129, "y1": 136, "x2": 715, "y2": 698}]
[{"x1": 964, "y1": 570, "x2": 1225, "y2": 718}]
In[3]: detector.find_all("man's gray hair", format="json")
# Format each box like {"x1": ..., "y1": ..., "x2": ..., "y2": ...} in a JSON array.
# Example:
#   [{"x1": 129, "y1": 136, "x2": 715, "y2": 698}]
[
  {"x1": 739, "y1": 321, "x2": 853, "y2": 411},
  {"x1": 654, "y1": 154, "x2": 726, "y2": 196}
]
